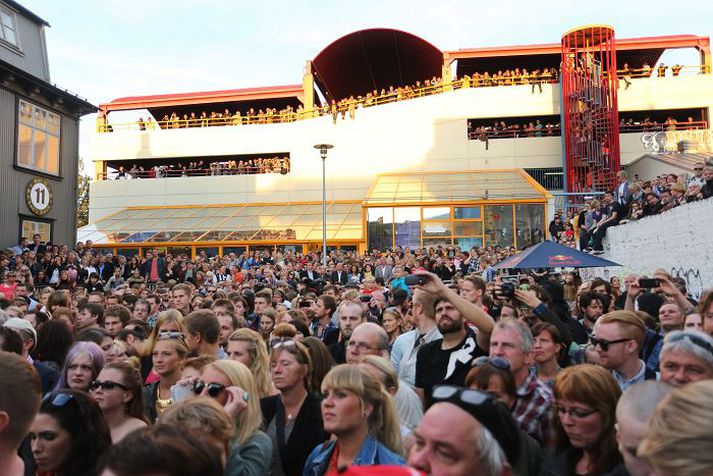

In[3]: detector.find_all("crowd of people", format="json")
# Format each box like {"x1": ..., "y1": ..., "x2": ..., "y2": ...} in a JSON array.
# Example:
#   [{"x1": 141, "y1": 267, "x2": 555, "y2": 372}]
[
  {"x1": 2, "y1": 230, "x2": 713, "y2": 476},
  {"x1": 112, "y1": 156, "x2": 290, "y2": 180},
  {"x1": 468, "y1": 119, "x2": 561, "y2": 140},
  {"x1": 549, "y1": 166, "x2": 713, "y2": 252}
]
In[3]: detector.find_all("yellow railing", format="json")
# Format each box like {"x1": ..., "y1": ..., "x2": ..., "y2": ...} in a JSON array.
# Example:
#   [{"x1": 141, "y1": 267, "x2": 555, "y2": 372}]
[{"x1": 97, "y1": 64, "x2": 710, "y2": 133}]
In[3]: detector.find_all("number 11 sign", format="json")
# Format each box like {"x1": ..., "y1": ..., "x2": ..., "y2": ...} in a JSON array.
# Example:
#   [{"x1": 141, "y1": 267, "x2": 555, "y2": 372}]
[{"x1": 25, "y1": 178, "x2": 53, "y2": 216}]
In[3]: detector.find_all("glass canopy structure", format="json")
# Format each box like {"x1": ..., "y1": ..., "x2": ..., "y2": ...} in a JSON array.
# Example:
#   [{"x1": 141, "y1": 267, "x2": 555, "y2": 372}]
[{"x1": 78, "y1": 170, "x2": 550, "y2": 257}]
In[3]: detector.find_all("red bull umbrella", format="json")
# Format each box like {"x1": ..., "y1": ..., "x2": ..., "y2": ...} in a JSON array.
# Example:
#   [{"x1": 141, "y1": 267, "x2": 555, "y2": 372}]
[{"x1": 493, "y1": 241, "x2": 620, "y2": 269}]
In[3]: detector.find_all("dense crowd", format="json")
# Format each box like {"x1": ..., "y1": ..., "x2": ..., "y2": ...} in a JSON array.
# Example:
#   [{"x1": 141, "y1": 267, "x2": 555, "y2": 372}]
[
  {"x1": 112, "y1": 156, "x2": 290, "y2": 180},
  {"x1": 2, "y1": 231, "x2": 713, "y2": 476},
  {"x1": 549, "y1": 166, "x2": 713, "y2": 252}
]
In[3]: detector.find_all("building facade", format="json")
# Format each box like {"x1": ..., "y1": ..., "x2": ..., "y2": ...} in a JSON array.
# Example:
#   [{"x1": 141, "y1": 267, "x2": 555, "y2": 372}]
[
  {"x1": 82, "y1": 28, "x2": 712, "y2": 257},
  {"x1": 0, "y1": 0, "x2": 95, "y2": 250}
]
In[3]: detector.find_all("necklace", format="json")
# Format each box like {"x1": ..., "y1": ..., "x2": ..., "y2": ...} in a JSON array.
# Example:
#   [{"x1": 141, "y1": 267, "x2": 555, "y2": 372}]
[{"x1": 284, "y1": 393, "x2": 307, "y2": 421}]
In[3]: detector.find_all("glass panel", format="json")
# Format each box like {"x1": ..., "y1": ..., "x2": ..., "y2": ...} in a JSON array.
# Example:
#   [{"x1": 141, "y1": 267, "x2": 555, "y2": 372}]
[
  {"x1": 195, "y1": 247, "x2": 219, "y2": 257},
  {"x1": 454, "y1": 221, "x2": 483, "y2": 236},
  {"x1": 122, "y1": 232, "x2": 160, "y2": 243},
  {"x1": 33, "y1": 131, "x2": 47, "y2": 171},
  {"x1": 167, "y1": 247, "x2": 191, "y2": 258},
  {"x1": 422, "y1": 207, "x2": 450, "y2": 220},
  {"x1": 394, "y1": 207, "x2": 420, "y2": 248},
  {"x1": 1, "y1": 12, "x2": 13, "y2": 28},
  {"x1": 33, "y1": 108, "x2": 47, "y2": 129},
  {"x1": 48, "y1": 113, "x2": 61, "y2": 135},
  {"x1": 170, "y1": 231, "x2": 209, "y2": 242},
  {"x1": 21, "y1": 219, "x2": 51, "y2": 243},
  {"x1": 3, "y1": 26, "x2": 15, "y2": 45},
  {"x1": 455, "y1": 237, "x2": 484, "y2": 250},
  {"x1": 18, "y1": 125, "x2": 31, "y2": 166},
  {"x1": 423, "y1": 237, "x2": 452, "y2": 248},
  {"x1": 422, "y1": 221, "x2": 451, "y2": 237},
  {"x1": 367, "y1": 207, "x2": 393, "y2": 251},
  {"x1": 47, "y1": 135, "x2": 60, "y2": 174},
  {"x1": 515, "y1": 204, "x2": 546, "y2": 249},
  {"x1": 223, "y1": 246, "x2": 247, "y2": 256},
  {"x1": 147, "y1": 231, "x2": 184, "y2": 242},
  {"x1": 19, "y1": 101, "x2": 32, "y2": 124},
  {"x1": 485, "y1": 205, "x2": 515, "y2": 249},
  {"x1": 117, "y1": 248, "x2": 139, "y2": 257},
  {"x1": 454, "y1": 207, "x2": 482, "y2": 219}
]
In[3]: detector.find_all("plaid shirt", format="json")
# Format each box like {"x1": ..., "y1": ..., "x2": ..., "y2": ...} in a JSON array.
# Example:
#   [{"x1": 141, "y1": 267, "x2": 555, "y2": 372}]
[{"x1": 513, "y1": 370, "x2": 553, "y2": 444}]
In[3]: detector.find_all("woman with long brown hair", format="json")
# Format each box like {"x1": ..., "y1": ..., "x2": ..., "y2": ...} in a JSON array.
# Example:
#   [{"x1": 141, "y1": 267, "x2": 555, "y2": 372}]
[{"x1": 541, "y1": 364, "x2": 622, "y2": 475}]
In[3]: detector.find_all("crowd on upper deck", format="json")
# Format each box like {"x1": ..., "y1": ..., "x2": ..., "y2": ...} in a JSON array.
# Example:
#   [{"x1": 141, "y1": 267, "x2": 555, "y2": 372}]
[{"x1": 112, "y1": 156, "x2": 290, "y2": 180}]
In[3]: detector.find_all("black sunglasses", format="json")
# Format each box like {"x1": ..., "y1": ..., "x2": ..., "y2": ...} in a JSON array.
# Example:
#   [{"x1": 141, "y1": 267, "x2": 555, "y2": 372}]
[
  {"x1": 193, "y1": 380, "x2": 226, "y2": 398},
  {"x1": 668, "y1": 332, "x2": 713, "y2": 355},
  {"x1": 590, "y1": 336, "x2": 631, "y2": 351},
  {"x1": 90, "y1": 380, "x2": 129, "y2": 392},
  {"x1": 472, "y1": 356, "x2": 511, "y2": 370}
]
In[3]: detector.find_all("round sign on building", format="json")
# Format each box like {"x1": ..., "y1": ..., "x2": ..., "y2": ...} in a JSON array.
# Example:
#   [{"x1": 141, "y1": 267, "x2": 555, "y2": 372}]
[{"x1": 25, "y1": 178, "x2": 53, "y2": 216}]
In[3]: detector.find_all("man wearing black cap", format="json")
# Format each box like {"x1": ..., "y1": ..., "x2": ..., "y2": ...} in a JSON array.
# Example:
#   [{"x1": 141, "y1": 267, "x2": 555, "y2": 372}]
[{"x1": 408, "y1": 386, "x2": 516, "y2": 476}]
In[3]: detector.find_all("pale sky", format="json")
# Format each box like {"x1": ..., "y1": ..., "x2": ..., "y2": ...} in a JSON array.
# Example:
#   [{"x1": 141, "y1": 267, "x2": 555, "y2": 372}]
[{"x1": 19, "y1": 0, "x2": 713, "y2": 174}]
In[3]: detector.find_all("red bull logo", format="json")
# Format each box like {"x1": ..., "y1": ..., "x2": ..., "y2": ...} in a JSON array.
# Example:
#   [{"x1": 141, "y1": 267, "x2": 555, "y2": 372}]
[{"x1": 547, "y1": 254, "x2": 582, "y2": 266}]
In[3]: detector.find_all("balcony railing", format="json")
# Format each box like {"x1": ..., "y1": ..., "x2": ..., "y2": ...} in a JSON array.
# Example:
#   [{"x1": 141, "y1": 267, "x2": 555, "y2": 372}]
[{"x1": 98, "y1": 164, "x2": 289, "y2": 181}]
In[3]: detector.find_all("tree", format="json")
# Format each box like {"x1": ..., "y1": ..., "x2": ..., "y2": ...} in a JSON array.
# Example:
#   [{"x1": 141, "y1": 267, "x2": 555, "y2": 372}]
[{"x1": 76, "y1": 157, "x2": 91, "y2": 228}]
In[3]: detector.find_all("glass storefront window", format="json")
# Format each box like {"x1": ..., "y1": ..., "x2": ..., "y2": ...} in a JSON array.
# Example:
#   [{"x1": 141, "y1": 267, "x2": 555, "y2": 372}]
[
  {"x1": 117, "y1": 248, "x2": 139, "y2": 257},
  {"x1": 367, "y1": 208, "x2": 393, "y2": 251},
  {"x1": 422, "y1": 207, "x2": 450, "y2": 220},
  {"x1": 453, "y1": 221, "x2": 483, "y2": 236},
  {"x1": 454, "y1": 207, "x2": 482, "y2": 219},
  {"x1": 485, "y1": 205, "x2": 514, "y2": 248},
  {"x1": 394, "y1": 207, "x2": 420, "y2": 248},
  {"x1": 515, "y1": 204, "x2": 546, "y2": 248},
  {"x1": 422, "y1": 221, "x2": 451, "y2": 237},
  {"x1": 423, "y1": 237, "x2": 452, "y2": 248},
  {"x1": 455, "y1": 237, "x2": 484, "y2": 250}
]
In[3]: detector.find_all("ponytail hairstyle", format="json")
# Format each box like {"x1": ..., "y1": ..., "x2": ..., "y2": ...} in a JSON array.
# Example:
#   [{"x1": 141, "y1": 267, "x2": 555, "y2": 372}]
[
  {"x1": 321, "y1": 364, "x2": 403, "y2": 455},
  {"x1": 105, "y1": 357, "x2": 147, "y2": 422}
]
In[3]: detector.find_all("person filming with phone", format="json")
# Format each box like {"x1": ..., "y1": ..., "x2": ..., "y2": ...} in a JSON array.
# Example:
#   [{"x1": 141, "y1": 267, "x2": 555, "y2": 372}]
[{"x1": 411, "y1": 270, "x2": 496, "y2": 408}]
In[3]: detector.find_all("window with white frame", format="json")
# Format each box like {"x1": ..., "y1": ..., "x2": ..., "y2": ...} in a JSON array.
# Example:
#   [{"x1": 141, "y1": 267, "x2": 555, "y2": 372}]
[
  {"x1": 17, "y1": 99, "x2": 61, "y2": 175},
  {"x1": 0, "y1": 7, "x2": 17, "y2": 46}
]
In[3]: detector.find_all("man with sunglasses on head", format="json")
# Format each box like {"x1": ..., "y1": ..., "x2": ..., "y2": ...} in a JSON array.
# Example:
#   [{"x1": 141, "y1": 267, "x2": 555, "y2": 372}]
[
  {"x1": 592, "y1": 311, "x2": 656, "y2": 391},
  {"x1": 658, "y1": 329, "x2": 713, "y2": 387},
  {"x1": 408, "y1": 385, "x2": 518, "y2": 476}
]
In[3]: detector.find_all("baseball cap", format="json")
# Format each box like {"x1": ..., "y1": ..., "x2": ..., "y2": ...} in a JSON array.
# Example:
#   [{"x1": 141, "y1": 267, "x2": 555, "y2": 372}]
[{"x1": 4, "y1": 317, "x2": 37, "y2": 346}]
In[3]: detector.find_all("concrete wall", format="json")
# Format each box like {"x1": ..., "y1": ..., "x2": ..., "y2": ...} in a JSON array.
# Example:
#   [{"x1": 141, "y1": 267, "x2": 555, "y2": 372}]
[{"x1": 588, "y1": 199, "x2": 713, "y2": 299}]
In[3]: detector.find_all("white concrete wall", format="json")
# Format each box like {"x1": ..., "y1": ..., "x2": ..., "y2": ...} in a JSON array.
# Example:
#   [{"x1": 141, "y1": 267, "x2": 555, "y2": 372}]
[
  {"x1": 587, "y1": 199, "x2": 713, "y2": 299},
  {"x1": 89, "y1": 75, "x2": 713, "y2": 222}
]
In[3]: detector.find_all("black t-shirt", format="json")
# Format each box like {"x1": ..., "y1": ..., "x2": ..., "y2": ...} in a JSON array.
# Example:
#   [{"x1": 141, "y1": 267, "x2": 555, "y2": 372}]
[
  {"x1": 605, "y1": 201, "x2": 623, "y2": 225},
  {"x1": 415, "y1": 326, "x2": 486, "y2": 408}
]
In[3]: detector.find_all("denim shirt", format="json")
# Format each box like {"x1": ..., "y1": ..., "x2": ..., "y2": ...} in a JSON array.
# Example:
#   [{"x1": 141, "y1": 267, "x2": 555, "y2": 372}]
[{"x1": 302, "y1": 434, "x2": 405, "y2": 476}]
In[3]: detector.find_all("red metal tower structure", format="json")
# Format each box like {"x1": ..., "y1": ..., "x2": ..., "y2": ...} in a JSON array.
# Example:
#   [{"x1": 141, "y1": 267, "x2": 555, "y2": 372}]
[{"x1": 561, "y1": 25, "x2": 621, "y2": 193}]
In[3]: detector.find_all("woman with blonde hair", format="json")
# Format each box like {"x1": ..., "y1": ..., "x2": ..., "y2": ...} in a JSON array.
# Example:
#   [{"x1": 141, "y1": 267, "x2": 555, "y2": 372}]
[
  {"x1": 90, "y1": 357, "x2": 147, "y2": 442},
  {"x1": 143, "y1": 332, "x2": 189, "y2": 422},
  {"x1": 226, "y1": 328, "x2": 276, "y2": 397},
  {"x1": 381, "y1": 308, "x2": 403, "y2": 350},
  {"x1": 541, "y1": 364, "x2": 622, "y2": 475},
  {"x1": 303, "y1": 365, "x2": 405, "y2": 475},
  {"x1": 143, "y1": 309, "x2": 185, "y2": 383},
  {"x1": 639, "y1": 379, "x2": 713, "y2": 475},
  {"x1": 194, "y1": 360, "x2": 271, "y2": 475}
]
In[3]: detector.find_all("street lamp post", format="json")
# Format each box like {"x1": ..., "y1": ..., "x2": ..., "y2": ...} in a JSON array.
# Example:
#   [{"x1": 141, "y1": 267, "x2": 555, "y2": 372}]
[{"x1": 313, "y1": 144, "x2": 333, "y2": 267}]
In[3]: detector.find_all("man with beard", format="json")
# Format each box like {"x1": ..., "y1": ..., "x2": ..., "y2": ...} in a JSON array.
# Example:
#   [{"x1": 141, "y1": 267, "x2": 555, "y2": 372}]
[
  {"x1": 414, "y1": 271, "x2": 494, "y2": 408},
  {"x1": 328, "y1": 300, "x2": 365, "y2": 364}
]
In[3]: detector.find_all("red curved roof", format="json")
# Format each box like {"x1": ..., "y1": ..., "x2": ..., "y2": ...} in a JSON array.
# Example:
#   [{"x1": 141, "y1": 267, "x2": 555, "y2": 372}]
[
  {"x1": 312, "y1": 28, "x2": 443, "y2": 101},
  {"x1": 100, "y1": 84, "x2": 304, "y2": 112}
]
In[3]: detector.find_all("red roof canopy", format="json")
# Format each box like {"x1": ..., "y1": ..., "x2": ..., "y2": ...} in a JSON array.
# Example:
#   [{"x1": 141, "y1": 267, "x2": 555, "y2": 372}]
[
  {"x1": 100, "y1": 84, "x2": 304, "y2": 112},
  {"x1": 311, "y1": 28, "x2": 443, "y2": 101}
]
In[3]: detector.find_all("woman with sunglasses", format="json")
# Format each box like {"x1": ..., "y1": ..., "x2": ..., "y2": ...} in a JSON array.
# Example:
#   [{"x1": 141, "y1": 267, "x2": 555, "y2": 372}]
[
  {"x1": 261, "y1": 339, "x2": 328, "y2": 476},
  {"x1": 29, "y1": 390, "x2": 111, "y2": 476},
  {"x1": 142, "y1": 309, "x2": 185, "y2": 382},
  {"x1": 304, "y1": 364, "x2": 405, "y2": 475},
  {"x1": 226, "y1": 328, "x2": 277, "y2": 398},
  {"x1": 90, "y1": 358, "x2": 147, "y2": 442},
  {"x1": 54, "y1": 341, "x2": 104, "y2": 392},
  {"x1": 541, "y1": 364, "x2": 622, "y2": 476},
  {"x1": 144, "y1": 332, "x2": 189, "y2": 423},
  {"x1": 195, "y1": 360, "x2": 272, "y2": 476}
]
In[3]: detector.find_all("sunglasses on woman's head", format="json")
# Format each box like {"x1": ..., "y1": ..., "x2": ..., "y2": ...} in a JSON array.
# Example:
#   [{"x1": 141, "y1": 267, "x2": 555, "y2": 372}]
[
  {"x1": 90, "y1": 380, "x2": 129, "y2": 392},
  {"x1": 193, "y1": 380, "x2": 226, "y2": 398},
  {"x1": 43, "y1": 392, "x2": 74, "y2": 407},
  {"x1": 157, "y1": 331, "x2": 185, "y2": 341},
  {"x1": 472, "y1": 356, "x2": 511, "y2": 370}
]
